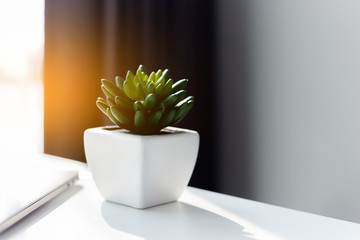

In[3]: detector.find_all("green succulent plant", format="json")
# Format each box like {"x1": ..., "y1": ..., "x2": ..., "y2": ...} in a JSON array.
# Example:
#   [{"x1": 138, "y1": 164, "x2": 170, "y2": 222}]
[{"x1": 96, "y1": 65, "x2": 194, "y2": 135}]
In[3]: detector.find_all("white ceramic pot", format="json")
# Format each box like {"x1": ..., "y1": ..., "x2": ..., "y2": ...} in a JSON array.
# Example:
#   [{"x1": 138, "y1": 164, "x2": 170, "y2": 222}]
[{"x1": 84, "y1": 126, "x2": 199, "y2": 209}]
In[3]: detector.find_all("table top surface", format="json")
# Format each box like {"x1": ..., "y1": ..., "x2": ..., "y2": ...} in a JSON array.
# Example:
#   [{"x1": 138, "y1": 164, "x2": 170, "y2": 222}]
[{"x1": 1, "y1": 154, "x2": 360, "y2": 240}]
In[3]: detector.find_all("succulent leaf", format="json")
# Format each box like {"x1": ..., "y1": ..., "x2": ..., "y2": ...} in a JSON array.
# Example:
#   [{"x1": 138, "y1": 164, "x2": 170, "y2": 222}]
[
  {"x1": 133, "y1": 75, "x2": 140, "y2": 86},
  {"x1": 136, "y1": 69, "x2": 143, "y2": 77},
  {"x1": 136, "y1": 82, "x2": 145, "y2": 99},
  {"x1": 106, "y1": 108, "x2": 122, "y2": 126},
  {"x1": 137, "y1": 64, "x2": 146, "y2": 74},
  {"x1": 101, "y1": 79, "x2": 123, "y2": 97},
  {"x1": 155, "y1": 83, "x2": 163, "y2": 95},
  {"x1": 148, "y1": 72, "x2": 155, "y2": 82},
  {"x1": 139, "y1": 76, "x2": 146, "y2": 89},
  {"x1": 111, "y1": 106, "x2": 130, "y2": 125},
  {"x1": 172, "y1": 97, "x2": 194, "y2": 124},
  {"x1": 162, "y1": 93, "x2": 178, "y2": 108},
  {"x1": 115, "y1": 96, "x2": 133, "y2": 111},
  {"x1": 134, "y1": 110, "x2": 145, "y2": 128},
  {"x1": 107, "y1": 97, "x2": 116, "y2": 106},
  {"x1": 115, "y1": 76, "x2": 125, "y2": 90},
  {"x1": 155, "y1": 70, "x2": 162, "y2": 81},
  {"x1": 123, "y1": 80, "x2": 138, "y2": 100},
  {"x1": 96, "y1": 100, "x2": 109, "y2": 115},
  {"x1": 126, "y1": 71, "x2": 135, "y2": 84},
  {"x1": 172, "y1": 79, "x2": 188, "y2": 93},
  {"x1": 158, "y1": 78, "x2": 173, "y2": 99},
  {"x1": 101, "y1": 85, "x2": 114, "y2": 99},
  {"x1": 144, "y1": 93, "x2": 157, "y2": 109},
  {"x1": 162, "y1": 69, "x2": 170, "y2": 80},
  {"x1": 158, "y1": 102, "x2": 165, "y2": 114},
  {"x1": 176, "y1": 96, "x2": 194, "y2": 107},
  {"x1": 149, "y1": 110, "x2": 163, "y2": 125},
  {"x1": 155, "y1": 76, "x2": 165, "y2": 87},
  {"x1": 146, "y1": 83, "x2": 155, "y2": 95},
  {"x1": 173, "y1": 90, "x2": 187, "y2": 105},
  {"x1": 159, "y1": 108, "x2": 176, "y2": 128},
  {"x1": 134, "y1": 101, "x2": 145, "y2": 112},
  {"x1": 97, "y1": 97, "x2": 107, "y2": 105}
]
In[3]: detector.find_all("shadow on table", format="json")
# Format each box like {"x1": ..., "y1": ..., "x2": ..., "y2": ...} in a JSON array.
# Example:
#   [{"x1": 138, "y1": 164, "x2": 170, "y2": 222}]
[{"x1": 101, "y1": 200, "x2": 254, "y2": 240}]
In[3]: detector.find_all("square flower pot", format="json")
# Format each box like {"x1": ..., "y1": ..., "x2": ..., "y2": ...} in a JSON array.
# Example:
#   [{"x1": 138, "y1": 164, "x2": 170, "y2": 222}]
[{"x1": 84, "y1": 126, "x2": 199, "y2": 209}]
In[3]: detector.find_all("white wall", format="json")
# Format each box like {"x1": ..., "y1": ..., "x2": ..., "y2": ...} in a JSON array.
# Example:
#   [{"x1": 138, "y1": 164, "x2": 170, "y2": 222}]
[{"x1": 218, "y1": 0, "x2": 360, "y2": 223}]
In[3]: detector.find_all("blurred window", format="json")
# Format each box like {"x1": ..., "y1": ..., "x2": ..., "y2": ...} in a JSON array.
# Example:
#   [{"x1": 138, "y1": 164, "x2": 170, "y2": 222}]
[{"x1": 0, "y1": 0, "x2": 44, "y2": 156}]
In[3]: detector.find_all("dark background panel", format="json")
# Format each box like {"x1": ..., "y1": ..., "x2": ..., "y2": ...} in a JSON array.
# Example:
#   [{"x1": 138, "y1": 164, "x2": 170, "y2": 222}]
[{"x1": 44, "y1": 0, "x2": 220, "y2": 192}]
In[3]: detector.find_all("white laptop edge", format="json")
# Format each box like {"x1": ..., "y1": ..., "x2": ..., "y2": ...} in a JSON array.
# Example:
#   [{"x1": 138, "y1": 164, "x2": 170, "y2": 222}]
[{"x1": 0, "y1": 171, "x2": 79, "y2": 234}]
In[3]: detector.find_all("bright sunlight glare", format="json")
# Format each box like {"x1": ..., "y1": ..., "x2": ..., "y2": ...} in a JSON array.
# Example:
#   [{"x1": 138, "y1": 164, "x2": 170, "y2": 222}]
[
  {"x1": 0, "y1": 0, "x2": 44, "y2": 159},
  {"x1": 180, "y1": 191, "x2": 284, "y2": 240},
  {"x1": 0, "y1": 0, "x2": 43, "y2": 81}
]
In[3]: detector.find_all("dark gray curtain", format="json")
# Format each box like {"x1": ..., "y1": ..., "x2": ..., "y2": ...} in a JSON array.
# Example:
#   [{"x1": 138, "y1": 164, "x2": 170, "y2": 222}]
[{"x1": 44, "y1": 0, "x2": 218, "y2": 191}]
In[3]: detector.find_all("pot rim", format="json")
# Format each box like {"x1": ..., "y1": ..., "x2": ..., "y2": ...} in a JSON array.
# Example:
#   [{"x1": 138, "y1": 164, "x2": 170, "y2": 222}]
[{"x1": 86, "y1": 125, "x2": 198, "y2": 137}]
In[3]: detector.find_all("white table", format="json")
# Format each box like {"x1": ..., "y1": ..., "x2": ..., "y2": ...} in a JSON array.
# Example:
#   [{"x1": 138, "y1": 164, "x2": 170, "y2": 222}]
[{"x1": 1, "y1": 154, "x2": 360, "y2": 240}]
